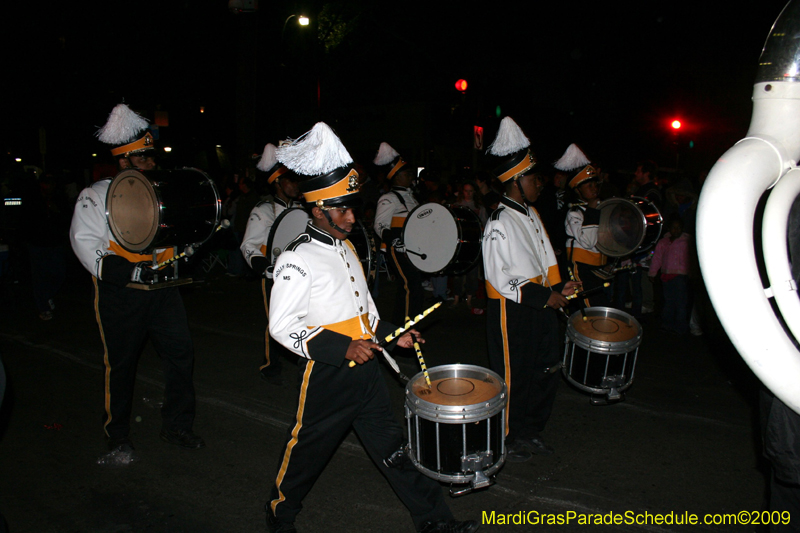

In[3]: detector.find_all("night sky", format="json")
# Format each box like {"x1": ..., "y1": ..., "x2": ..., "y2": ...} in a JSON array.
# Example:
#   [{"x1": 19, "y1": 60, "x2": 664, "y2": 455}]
[{"x1": 1, "y1": 1, "x2": 792, "y2": 178}]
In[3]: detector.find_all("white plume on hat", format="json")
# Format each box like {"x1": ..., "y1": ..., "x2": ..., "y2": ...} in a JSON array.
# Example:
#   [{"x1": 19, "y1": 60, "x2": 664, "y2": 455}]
[
  {"x1": 373, "y1": 142, "x2": 400, "y2": 166},
  {"x1": 277, "y1": 122, "x2": 353, "y2": 176},
  {"x1": 487, "y1": 117, "x2": 530, "y2": 157},
  {"x1": 96, "y1": 103, "x2": 149, "y2": 145},
  {"x1": 257, "y1": 143, "x2": 279, "y2": 172},
  {"x1": 554, "y1": 143, "x2": 591, "y2": 172}
]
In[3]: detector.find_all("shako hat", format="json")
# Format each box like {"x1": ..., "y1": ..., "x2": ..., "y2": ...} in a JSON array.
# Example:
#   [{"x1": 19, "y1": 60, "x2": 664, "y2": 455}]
[
  {"x1": 277, "y1": 122, "x2": 361, "y2": 209},
  {"x1": 373, "y1": 142, "x2": 409, "y2": 180},
  {"x1": 257, "y1": 143, "x2": 292, "y2": 184},
  {"x1": 96, "y1": 103, "x2": 155, "y2": 158},
  {"x1": 487, "y1": 117, "x2": 536, "y2": 183},
  {"x1": 554, "y1": 143, "x2": 597, "y2": 189}
]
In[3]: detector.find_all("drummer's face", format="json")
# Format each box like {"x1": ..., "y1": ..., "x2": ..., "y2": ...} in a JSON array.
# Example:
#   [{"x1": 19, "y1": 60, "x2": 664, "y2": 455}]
[
  {"x1": 519, "y1": 174, "x2": 542, "y2": 203},
  {"x1": 279, "y1": 177, "x2": 301, "y2": 200},
  {"x1": 128, "y1": 153, "x2": 156, "y2": 171},
  {"x1": 578, "y1": 181, "x2": 599, "y2": 201},
  {"x1": 315, "y1": 206, "x2": 355, "y2": 239}
]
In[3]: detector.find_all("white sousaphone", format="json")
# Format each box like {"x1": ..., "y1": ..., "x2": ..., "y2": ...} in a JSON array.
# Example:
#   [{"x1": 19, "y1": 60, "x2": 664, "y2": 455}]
[{"x1": 697, "y1": 1, "x2": 800, "y2": 414}]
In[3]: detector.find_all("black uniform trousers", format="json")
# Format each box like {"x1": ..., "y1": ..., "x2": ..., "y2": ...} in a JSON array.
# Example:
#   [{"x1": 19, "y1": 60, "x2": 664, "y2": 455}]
[
  {"x1": 388, "y1": 247, "x2": 424, "y2": 325},
  {"x1": 572, "y1": 260, "x2": 611, "y2": 308},
  {"x1": 269, "y1": 357, "x2": 452, "y2": 530},
  {"x1": 94, "y1": 278, "x2": 196, "y2": 440},
  {"x1": 486, "y1": 298, "x2": 560, "y2": 442}
]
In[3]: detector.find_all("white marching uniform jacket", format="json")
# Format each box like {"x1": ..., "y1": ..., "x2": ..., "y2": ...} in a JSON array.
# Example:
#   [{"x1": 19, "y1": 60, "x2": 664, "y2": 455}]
[
  {"x1": 483, "y1": 197, "x2": 562, "y2": 308},
  {"x1": 240, "y1": 198, "x2": 303, "y2": 278},
  {"x1": 269, "y1": 223, "x2": 394, "y2": 367},
  {"x1": 565, "y1": 205, "x2": 606, "y2": 266},
  {"x1": 374, "y1": 187, "x2": 418, "y2": 248},
  {"x1": 70, "y1": 179, "x2": 174, "y2": 285}
]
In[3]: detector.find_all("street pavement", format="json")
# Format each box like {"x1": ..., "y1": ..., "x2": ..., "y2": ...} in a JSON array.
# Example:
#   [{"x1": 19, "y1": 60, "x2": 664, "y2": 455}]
[{"x1": 0, "y1": 259, "x2": 769, "y2": 532}]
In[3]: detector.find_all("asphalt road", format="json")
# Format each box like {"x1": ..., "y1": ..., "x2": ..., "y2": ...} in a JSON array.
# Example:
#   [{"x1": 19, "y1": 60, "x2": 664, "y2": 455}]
[{"x1": 0, "y1": 259, "x2": 769, "y2": 532}]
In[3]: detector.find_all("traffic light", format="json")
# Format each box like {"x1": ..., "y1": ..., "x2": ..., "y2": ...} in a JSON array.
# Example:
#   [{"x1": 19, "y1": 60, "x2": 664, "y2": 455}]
[
  {"x1": 455, "y1": 79, "x2": 468, "y2": 93},
  {"x1": 671, "y1": 119, "x2": 682, "y2": 130}
]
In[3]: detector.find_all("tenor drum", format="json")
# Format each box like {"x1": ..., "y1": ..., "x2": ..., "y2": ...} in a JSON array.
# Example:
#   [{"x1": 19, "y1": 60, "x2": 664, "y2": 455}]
[
  {"x1": 401, "y1": 203, "x2": 482, "y2": 275},
  {"x1": 405, "y1": 364, "x2": 506, "y2": 493},
  {"x1": 107, "y1": 168, "x2": 221, "y2": 253},
  {"x1": 265, "y1": 208, "x2": 310, "y2": 266},
  {"x1": 562, "y1": 307, "x2": 642, "y2": 403},
  {"x1": 596, "y1": 196, "x2": 663, "y2": 257}
]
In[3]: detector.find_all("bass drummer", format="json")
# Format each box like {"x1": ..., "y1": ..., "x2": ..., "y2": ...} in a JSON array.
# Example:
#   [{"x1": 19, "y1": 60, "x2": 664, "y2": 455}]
[
  {"x1": 373, "y1": 142, "x2": 425, "y2": 324},
  {"x1": 554, "y1": 144, "x2": 611, "y2": 307},
  {"x1": 70, "y1": 103, "x2": 205, "y2": 466},
  {"x1": 240, "y1": 143, "x2": 303, "y2": 385}
]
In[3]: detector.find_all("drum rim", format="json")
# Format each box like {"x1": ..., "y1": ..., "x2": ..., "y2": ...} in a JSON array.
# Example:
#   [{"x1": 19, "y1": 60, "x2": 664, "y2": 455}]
[
  {"x1": 106, "y1": 169, "x2": 160, "y2": 253},
  {"x1": 566, "y1": 306, "x2": 643, "y2": 353},
  {"x1": 405, "y1": 364, "x2": 507, "y2": 421},
  {"x1": 407, "y1": 446, "x2": 506, "y2": 484},
  {"x1": 265, "y1": 207, "x2": 310, "y2": 266},
  {"x1": 595, "y1": 197, "x2": 647, "y2": 257}
]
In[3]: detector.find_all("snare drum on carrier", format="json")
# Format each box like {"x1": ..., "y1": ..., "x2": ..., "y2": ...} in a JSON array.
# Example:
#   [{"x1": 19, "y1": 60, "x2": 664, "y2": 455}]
[{"x1": 405, "y1": 364, "x2": 506, "y2": 496}]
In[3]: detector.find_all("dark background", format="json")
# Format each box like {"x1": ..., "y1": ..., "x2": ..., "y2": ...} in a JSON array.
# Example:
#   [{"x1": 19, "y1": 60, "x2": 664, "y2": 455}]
[{"x1": 0, "y1": 0, "x2": 792, "y2": 179}]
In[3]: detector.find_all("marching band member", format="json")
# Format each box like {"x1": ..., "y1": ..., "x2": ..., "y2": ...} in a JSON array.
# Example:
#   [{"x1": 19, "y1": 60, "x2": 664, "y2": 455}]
[
  {"x1": 555, "y1": 143, "x2": 609, "y2": 306},
  {"x1": 373, "y1": 142, "x2": 424, "y2": 323},
  {"x1": 483, "y1": 117, "x2": 579, "y2": 463},
  {"x1": 266, "y1": 123, "x2": 477, "y2": 533},
  {"x1": 69, "y1": 104, "x2": 204, "y2": 466},
  {"x1": 240, "y1": 143, "x2": 303, "y2": 384}
]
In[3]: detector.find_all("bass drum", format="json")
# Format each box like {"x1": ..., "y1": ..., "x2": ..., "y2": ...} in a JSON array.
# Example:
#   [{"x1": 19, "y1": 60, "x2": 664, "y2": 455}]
[
  {"x1": 266, "y1": 208, "x2": 311, "y2": 267},
  {"x1": 106, "y1": 168, "x2": 221, "y2": 253},
  {"x1": 347, "y1": 220, "x2": 376, "y2": 286},
  {"x1": 401, "y1": 203, "x2": 482, "y2": 276},
  {"x1": 595, "y1": 196, "x2": 663, "y2": 257}
]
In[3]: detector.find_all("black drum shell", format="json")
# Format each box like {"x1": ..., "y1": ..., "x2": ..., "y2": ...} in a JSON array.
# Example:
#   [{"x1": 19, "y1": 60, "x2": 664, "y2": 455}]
[{"x1": 106, "y1": 168, "x2": 221, "y2": 253}]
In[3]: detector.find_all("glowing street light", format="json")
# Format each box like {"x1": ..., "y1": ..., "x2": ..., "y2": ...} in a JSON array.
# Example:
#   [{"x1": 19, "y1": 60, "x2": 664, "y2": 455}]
[{"x1": 298, "y1": 15, "x2": 309, "y2": 26}]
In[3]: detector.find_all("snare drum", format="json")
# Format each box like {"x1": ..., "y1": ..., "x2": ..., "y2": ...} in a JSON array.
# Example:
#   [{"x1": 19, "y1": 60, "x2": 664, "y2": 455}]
[
  {"x1": 596, "y1": 197, "x2": 663, "y2": 257},
  {"x1": 401, "y1": 203, "x2": 482, "y2": 275},
  {"x1": 562, "y1": 307, "x2": 642, "y2": 403},
  {"x1": 106, "y1": 168, "x2": 221, "y2": 253},
  {"x1": 265, "y1": 208, "x2": 311, "y2": 267},
  {"x1": 405, "y1": 364, "x2": 506, "y2": 492}
]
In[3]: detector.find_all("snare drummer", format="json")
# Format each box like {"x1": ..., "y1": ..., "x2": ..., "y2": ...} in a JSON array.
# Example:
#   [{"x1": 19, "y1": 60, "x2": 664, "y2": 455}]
[
  {"x1": 554, "y1": 143, "x2": 610, "y2": 307},
  {"x1": 70, "y1": 103, "x2": 204, "y2": 466},
  {"x1": 266, "y1": 123, "x2": 477, "y2": 533},
  {"x1": 483, "y1": 118, "x2": 580, "y2": 463},
  {"x1": 373, "y1": 142, "x2": 425, "y2": 324},
  {"x1": 240, "y1": 143, "x2": 303, "y2": 384}
]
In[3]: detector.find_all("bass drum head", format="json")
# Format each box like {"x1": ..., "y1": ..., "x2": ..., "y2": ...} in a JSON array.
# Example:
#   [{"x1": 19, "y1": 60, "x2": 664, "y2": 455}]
[
  {"x1": 107, "y1": 170, "x2": 160, "y2": 253},
  {"x1": 402, "y1": 203, "x2": 458, "y2": 273},
  {"x1": 266, "y1": 208, "x2": 311, "y2": 265}
]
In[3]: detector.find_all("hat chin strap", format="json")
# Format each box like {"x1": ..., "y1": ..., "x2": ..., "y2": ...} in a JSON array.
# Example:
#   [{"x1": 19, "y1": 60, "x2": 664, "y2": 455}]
[
  {"x1": 322, "y1": 210, "x2": 351, "y2": 237},
  {"x1": 514, "y1": 178, "x2": 530, "y2": 205}
]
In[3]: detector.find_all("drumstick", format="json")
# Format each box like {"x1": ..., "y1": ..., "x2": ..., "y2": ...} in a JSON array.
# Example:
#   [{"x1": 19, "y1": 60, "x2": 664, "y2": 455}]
[
  {"x1": 153, "y1": 219, "x2": 230, "y2": 269},
  {"x1": 348, "y1": 302, "x2": 442, "y2": 367},
  {"x1": 406, "y1": 317, "x2": 432, "y2": 389},
  {"x1": 566, "y1": 282, "x2": 611, "y2": 300}
]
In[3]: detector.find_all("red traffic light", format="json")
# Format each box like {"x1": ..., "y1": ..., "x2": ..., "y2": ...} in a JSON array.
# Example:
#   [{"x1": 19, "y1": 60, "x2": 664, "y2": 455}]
[
  {"x1": 671, "y1": 119, "x2": 682, "y2": 130},
  {"x1": 455, "y1": 79, "x2": 468, "y2": 93}
]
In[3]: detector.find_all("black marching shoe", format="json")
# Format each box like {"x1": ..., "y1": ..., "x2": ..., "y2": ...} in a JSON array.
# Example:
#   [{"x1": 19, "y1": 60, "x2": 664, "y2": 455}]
[
  {"x1": 418, "y1": 519, "x2": 480, "y2": 533},
  {"x1": 523, "y1": 436, "x2": 554, "y2": 456},
  {"x1": 504, "y1": 439, "x2": 532, "y2": 463},
  {"x1": 267, "y1": 510, "x2": 297, "y2": 533},
  {"x1": 160, "y1": 428, "x2": 206, "y2": 449}
]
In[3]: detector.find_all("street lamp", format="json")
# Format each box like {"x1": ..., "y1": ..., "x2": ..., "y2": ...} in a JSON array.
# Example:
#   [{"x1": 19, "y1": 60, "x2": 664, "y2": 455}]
[{"x1": 281, "y1": 14, "x2": 310, "y2": 67}]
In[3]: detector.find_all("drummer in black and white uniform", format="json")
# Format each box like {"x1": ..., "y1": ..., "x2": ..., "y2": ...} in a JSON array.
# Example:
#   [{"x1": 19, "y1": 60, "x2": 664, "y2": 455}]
[
  {"x1": 482, "y1": 117, "x2": 580, "y2": 463},
  {"x1": 265, "y1": 123, "x2": 477, "y2": 533},
  {"x1": 555, "y1": 143, "x2": 609, "y2": 307},
  {"x1": 70, "y1": 103, "x2": 204, "y2": 466},
  {"x1": 373, "y1": 142, "x2": 424, "y2": 324},
  {"x1": 240, "y1": 143, "x2": 303, "y2": 384}
]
